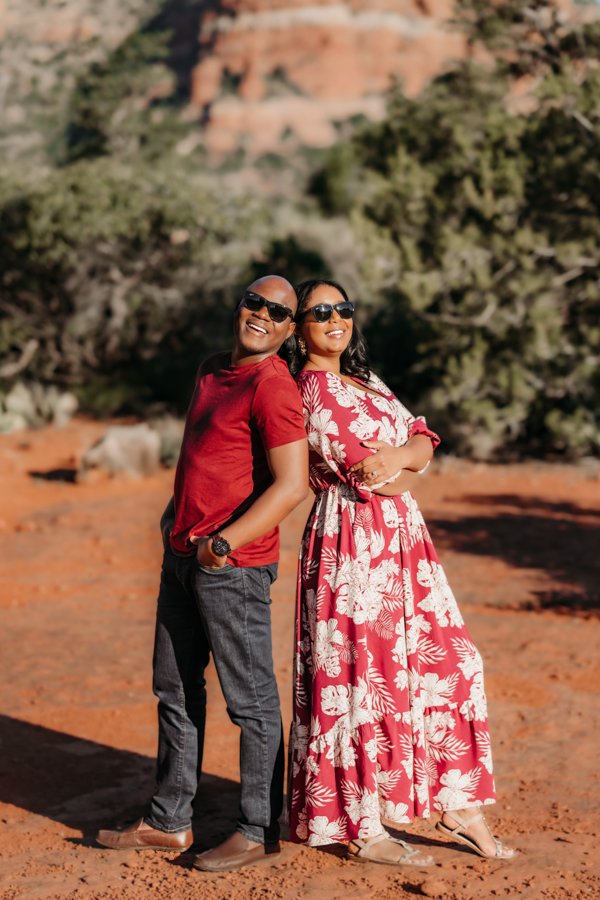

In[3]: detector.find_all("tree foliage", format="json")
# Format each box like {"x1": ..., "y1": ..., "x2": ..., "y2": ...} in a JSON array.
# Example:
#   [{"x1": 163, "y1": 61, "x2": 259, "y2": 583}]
[
  {"x1": 0, "y1": 158, "x2": 267, "y2": 413},
  {"x1": 63, "y1": 30, "x2": 183, "y2": 163},
  {"x1": 3, "y1": 0, "x2": 600, "y2": 454},
  {"x1": 312, "y1": 0, "x2": 600, "y2": 457},
  {"x1": 0, "y1": 10, "x2": 344, "y2": 416}
]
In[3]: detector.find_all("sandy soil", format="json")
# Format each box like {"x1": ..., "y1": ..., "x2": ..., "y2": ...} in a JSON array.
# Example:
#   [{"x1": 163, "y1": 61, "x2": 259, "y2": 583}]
[{"x1": 0, "y1": 419, "x2": 599, "y2": 900}]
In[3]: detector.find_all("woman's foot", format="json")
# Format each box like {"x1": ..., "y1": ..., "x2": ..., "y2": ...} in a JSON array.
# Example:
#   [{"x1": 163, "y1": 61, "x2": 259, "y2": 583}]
[
  {"x1": 440, "y1": 809, "x2": 518, "y2": 860},
  {"x1": 348, "y1": 830, "x2": 435, "y2": 866}
]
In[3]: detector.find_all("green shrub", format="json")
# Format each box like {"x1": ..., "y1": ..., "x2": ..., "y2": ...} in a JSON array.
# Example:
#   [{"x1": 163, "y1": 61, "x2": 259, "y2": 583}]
[
  {"x1": 63, "y1": 30, "x2": 184, "y2": 163},
  {"x1": 311, "y1": 0, "x2": 600, "y2": 457},
  {"x1": 0, "y1": 156, "x2": 268, "y2": 413}
]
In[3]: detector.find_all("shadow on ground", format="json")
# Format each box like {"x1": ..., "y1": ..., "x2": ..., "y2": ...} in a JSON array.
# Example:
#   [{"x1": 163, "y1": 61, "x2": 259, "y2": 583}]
[
  {"x1": 428, "y1": 495, "x2": 600, "y2": 616},
  {"x1": 28, "y1": 468, "x2": 78, "y2": 483},
  {"x1": 0, "y1": 716, "x2": 241, "y2": 845},
  {"x1": 459, "y1": 494, "x2": 600, "y2": 519}
]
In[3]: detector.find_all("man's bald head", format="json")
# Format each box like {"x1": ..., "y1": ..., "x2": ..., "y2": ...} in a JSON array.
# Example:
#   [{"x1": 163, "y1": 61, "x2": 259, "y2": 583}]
[
  {"x1": 232, "y1": 273, "x2": 297, "y2": 365},
  {"x1": 247, "y1": 275, "x2": 297, "y2": 315}
]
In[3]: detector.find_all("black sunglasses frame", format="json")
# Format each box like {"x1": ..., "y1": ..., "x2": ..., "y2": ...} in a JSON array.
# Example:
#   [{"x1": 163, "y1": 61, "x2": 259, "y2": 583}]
[
  {"x1": 297, "y1": 301, "x2": 355, "y2": 324},
  {"x1": 240, "y1": 291, "x2": 294, "y2": 324}
]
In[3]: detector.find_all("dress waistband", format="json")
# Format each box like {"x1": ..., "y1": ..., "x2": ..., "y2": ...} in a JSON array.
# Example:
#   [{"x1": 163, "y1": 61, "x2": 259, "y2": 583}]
[{"x1": 312, "y1": 482, "x2": 368, "y2": 504}]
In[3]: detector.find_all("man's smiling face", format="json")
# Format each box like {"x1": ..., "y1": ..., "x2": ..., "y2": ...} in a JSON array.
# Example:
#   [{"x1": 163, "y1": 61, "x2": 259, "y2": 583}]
[{"x1": 234, "y1": 276, "x2": 297, "y2": 359}]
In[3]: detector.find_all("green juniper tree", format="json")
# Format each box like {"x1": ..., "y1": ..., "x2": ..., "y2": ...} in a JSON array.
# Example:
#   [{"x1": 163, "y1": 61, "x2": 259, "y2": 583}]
[
  {"x1": 313, "y1": 0, "x2": 600, "y2": 458},
  {"x1": 0, "y1": 22, "x2": 271, "y2": 415},
  {"x1": 0, "y1": 17, "x2": 334, "y2": 417},
  {"x1": 63, "y1": 30, "x2": 184, "y2": 163},
  {"x1": 0, "y1": 157, "x2": 269, "y2": 414}
]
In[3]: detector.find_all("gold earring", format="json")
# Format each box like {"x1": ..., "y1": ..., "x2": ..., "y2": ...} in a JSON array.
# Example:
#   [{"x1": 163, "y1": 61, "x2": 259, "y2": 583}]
[{"x1": 298, "y1": 336, "x2": 307, "y2": 355}]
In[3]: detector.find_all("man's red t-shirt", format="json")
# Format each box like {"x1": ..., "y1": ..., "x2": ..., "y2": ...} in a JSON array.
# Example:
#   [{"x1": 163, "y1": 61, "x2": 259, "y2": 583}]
[{"x1": 170, "y1": 351, "x2": 307, "y2": 567}]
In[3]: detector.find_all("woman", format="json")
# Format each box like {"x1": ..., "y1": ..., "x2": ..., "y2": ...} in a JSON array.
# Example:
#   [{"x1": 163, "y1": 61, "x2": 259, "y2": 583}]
[{"x1": 287, "y1": 279, "x2": 517, "y2": 865}]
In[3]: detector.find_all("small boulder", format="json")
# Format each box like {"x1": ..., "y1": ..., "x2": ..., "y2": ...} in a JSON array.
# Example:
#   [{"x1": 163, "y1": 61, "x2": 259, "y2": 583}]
[
  {"x1": 80, "y1": 423, "x2": 161, "y2": 478},
  {"x1": 418, "y1": 881, "x2": 450, "y2": 897},
  {"x1": 152, "y1": 415, "x2": 184, "y2": 468}
]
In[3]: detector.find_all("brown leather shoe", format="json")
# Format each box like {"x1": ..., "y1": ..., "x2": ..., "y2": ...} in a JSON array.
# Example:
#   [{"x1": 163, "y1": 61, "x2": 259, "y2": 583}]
[
  {"x1": 96, "y1": 818, "x2": 193, "y2": 852},
  {"x1": 193, "y1": 831, "x2": 281, "y2": 872}
]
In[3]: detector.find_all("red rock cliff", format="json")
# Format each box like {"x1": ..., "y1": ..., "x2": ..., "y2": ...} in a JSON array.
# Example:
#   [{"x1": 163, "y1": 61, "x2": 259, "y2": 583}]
[{"x1": 190, "y1": 0, "x2": 469, "y2": 155}]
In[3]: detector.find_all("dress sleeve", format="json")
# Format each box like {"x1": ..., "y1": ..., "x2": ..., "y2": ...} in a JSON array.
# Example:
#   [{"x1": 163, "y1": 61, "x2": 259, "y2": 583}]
[
  {"x1": 384, "y1": 399, "x2": 440, "y2": 475},
  {"x1": 407, "y1": 414, "x2": 440, "y2": 452},
  {"x1": 297, "y1": 372, "x2": 378, "y2": 501},
  {"x1": 370, "y1": 370, "x2": 440, "y2": 456}
]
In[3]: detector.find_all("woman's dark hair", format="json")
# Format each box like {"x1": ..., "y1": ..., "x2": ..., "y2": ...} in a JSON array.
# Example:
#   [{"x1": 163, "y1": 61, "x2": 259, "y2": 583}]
[{"x1": 281, "y1": 279, "x2": 371, "y2": 381}]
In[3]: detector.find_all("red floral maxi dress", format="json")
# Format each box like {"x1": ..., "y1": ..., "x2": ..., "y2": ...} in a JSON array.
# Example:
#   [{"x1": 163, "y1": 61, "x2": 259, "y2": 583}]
[{"x1": 289, "y1": 370, "x2": 496, "y2": 847}]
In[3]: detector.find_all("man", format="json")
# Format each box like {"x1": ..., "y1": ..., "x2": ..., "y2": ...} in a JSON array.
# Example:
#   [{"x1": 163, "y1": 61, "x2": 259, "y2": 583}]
[{"x1": 97, "y1": 275, "x2": 308, "y2": 872}]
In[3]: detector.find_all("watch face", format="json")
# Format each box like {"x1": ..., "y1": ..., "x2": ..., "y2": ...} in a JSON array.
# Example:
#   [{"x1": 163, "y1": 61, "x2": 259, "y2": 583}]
[{"x1": 212, "y1": 537, "x2": 230, "y2": 557}]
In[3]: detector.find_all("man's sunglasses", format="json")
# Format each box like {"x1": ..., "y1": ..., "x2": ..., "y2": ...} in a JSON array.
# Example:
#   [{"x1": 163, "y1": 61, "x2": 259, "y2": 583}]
[
  {"x1": 240, "y1": 291, "x2": 294, "y2": 324},
  {"x1": 298, "y1": 301, "x2": 355, "y2": 324}
]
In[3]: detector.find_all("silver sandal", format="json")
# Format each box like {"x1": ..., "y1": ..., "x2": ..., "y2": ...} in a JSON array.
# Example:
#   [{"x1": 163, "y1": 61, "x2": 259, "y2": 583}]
[
  {"x1": 347, "y1": 829, "x2": 435, "y2": 867},
  {"x1": 436, "y1": 811, "x2": 519, "y2": 860}
]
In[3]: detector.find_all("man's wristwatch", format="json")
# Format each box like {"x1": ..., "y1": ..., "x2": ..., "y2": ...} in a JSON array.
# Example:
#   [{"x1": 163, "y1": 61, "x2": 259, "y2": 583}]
[{"x1": 211, "y1": 533, "x2": 231, "y2": 557}]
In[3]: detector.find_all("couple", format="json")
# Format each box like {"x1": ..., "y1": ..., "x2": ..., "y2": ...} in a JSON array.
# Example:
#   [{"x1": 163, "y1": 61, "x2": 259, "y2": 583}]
[{"x1": 97, "y1": 275, "x2": 517, "y2": 870}]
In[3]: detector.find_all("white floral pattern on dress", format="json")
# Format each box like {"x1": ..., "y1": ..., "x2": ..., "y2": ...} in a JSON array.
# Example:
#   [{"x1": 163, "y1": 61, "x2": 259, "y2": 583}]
[{"x1": 289, "y1": 370, "x2": 496, "y2": 846}]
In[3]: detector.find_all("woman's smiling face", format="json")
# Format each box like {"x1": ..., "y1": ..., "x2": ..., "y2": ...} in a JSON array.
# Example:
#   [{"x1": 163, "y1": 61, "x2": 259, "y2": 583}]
[{"x1": 298, "y1": 283, "x2": 353, "y2": 359}]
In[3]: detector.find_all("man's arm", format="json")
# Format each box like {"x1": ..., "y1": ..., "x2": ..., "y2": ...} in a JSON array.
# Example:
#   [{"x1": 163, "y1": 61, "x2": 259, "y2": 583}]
[{"x1": 193, "y1": 438, "x2": 309, "y2": 567}]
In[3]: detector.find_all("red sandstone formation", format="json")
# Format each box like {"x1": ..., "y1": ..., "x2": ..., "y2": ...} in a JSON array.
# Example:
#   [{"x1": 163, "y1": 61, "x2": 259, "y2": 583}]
[
  {"x1": 3, "y1": 0, "x2": 594, "y2": 159},
  {"x1": 190, "y1": 0, "x2": 469, "y2": 156}
]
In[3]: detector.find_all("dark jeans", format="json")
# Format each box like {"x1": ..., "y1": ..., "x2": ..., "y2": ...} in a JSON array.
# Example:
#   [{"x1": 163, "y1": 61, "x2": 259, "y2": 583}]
[{"x1": 145, "y1": 546, "x2": 284, "y2": 844}]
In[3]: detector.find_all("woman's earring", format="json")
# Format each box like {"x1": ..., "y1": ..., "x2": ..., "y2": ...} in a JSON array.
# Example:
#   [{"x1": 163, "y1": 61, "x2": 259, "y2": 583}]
[{"x1": 298, "y1": 336, "x2": 307, "y2": 355}]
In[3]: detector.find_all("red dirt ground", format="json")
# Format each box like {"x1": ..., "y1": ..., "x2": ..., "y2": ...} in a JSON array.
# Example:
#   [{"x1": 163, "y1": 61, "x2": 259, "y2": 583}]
[{"x1": 1, "y1": 419, "x2": 599, "y2": 900}]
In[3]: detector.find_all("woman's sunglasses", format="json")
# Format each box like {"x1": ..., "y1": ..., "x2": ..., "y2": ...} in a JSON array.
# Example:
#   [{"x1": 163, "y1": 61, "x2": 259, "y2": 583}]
[
  {"x1": 298, "y1": 301, "x2": 355, "y2": 324},
  {"x1": 240, "y1": 291, "x2": 294, "y2": 324}
]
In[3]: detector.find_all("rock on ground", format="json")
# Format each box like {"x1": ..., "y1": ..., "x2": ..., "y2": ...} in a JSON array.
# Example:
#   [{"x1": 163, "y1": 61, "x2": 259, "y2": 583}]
[{"x1": 80, "y1": 423, "x2": 162, "y2": 478}]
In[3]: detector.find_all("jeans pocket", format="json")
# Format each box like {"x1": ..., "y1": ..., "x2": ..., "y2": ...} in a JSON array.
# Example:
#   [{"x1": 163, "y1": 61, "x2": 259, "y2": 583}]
[
  {"x1": 197, "y1": 563, "x2": 233, "y2": 574},
  {"x1": 259, "y1": 566, "x2": 274, "y2": 604}
]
